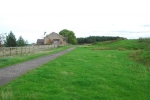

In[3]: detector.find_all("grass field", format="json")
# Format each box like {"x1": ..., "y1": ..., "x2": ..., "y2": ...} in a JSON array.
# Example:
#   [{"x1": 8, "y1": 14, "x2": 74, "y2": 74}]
[
  {"x1": 0, "y1": 46, "x2": 71, "y2": 68},
  {"x1": 0, "y1": 43, "x2": 149, "y2": 99}
]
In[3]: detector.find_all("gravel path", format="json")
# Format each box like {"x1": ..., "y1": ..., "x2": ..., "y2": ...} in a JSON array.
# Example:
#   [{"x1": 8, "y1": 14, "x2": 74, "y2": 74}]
[{"x1": 0, "y1": 47, "x2": 76, "y2": 86}]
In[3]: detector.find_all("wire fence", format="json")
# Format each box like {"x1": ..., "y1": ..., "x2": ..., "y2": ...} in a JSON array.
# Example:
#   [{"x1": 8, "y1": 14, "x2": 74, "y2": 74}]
[{"x1": 0, "y1": 45, "x2": 57, "y2": 57}]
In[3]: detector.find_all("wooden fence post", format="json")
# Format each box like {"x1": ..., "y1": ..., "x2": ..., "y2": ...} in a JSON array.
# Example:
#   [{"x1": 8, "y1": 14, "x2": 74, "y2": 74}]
[
  {"x1": 10, "y1": 47, "x2": 12, "y2": 56},
  {"x1": 33, "y1": 46, "x2": 34, "y2": 54},
  {"x1": 3, "y1": 47, "x2": 5, "y2": 57},
  {"x1": 29, "y1": 46, "x2": 30, "y2": 54},
  {"x1": 38, "y1": 45, "x2": 40, "y2": 51},
  {"x1": 21, "y1": 47, "x2": 22, "y2": 55},
  {"x1": 16, "y1": 47, "x2": 18, "y2": 55},
  {"x1": 25, "y1": 46, "x2": 27, "y2": 54}
]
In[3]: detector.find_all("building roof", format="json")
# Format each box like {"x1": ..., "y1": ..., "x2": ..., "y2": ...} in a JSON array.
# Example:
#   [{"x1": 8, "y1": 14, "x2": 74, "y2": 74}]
[
  {"x1": 37, "y1": 39, "x2": 44, "y2": 44},
  {"x1": 51, "y1": 32, "x2": 66, "y2": 39}
]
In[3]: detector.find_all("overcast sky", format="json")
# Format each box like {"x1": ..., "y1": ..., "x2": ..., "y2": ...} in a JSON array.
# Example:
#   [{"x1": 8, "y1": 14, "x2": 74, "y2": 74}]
[{"x1": 0, "y1": 0, "x2": 150, "y2": 43}]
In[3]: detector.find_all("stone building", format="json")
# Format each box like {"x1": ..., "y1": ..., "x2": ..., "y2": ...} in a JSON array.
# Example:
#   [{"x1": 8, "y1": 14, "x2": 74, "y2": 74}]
[
  {"x1": 44, "y1": 32, "x2": 66, "y2": 45},
  {"x1": 37, "y1": 32, "x2": 66, "y2": 45},
  {"x1": 36, "y1": 39, "x2": 44, "y2": 45}
]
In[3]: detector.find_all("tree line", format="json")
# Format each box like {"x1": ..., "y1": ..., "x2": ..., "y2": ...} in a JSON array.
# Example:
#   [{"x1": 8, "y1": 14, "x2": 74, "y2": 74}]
[
  {"x1": 77, "y1": 36, "x2": 126, "y2": 44},
  {"x1": 0, "y1": 31, "x2": 28, "y2": 47},
  {"x1": 59, "y1": 29, "x2": 127, "y2": 45}
]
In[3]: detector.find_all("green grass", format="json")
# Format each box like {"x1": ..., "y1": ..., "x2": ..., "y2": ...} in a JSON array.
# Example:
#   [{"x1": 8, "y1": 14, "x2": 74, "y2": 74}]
[
  {"x1": 0, "y1": 46, "x2": 149, "y2": 100},
  {"x1": 129, "y1": 50, "x2": 150, "y2": 67},
  {"x1": 94, "y1": 39, "x2": 149, "y2": 50},
  {"x1": 0, "y1": 46, "x2": 71, "y2": 68},
  {"x1": 93, "y1": 39, "x2": 150, "y2": 67}
]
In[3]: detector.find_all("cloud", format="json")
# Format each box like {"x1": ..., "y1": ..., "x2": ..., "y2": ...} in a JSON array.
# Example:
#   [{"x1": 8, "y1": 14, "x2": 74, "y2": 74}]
[
  {"x1": 1, "y1": 0, "x2": 150, "y2": 43},
  {"x1": 111, "y1": 31, "x2": 150, "y2": 33},
  {"x1": 143, "y1": 24, "x2": 150, "y2": 27},
  {"x1": 91, "y1": 31, "x2": 104, "y2": 33},
  {"x1": 107, "y1": 31, "x2": 150, "y2": 39}
]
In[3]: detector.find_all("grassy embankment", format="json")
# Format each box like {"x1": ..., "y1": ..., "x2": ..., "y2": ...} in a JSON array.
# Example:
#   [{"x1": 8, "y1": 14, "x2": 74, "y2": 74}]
[
  {"x1": 94, "y1": 39, "x2": 150, "y2": 67},
  {"x1": 0, "y1": 39, "x2": 149, "y2": 99},
  {"x1": 0, "y1": 46, "x2": 71, "y2": 68}
]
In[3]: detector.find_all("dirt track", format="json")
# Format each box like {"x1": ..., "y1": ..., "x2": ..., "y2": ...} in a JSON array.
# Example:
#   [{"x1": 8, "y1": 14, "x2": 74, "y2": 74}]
[{"x1": 0, "y1": 47, "x2": 76, "y2": 86}]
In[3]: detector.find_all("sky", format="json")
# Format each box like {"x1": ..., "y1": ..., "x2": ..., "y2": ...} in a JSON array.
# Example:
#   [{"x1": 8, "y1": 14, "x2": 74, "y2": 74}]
[{"x1": 0, "y1": 0, "x2": 150, "y2": 43}]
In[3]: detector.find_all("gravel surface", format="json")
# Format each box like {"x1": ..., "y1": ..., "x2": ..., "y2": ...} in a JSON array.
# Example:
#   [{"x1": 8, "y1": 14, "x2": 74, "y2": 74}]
[{"x1": 0, "y1": 47, "x2": 76, "y2": 86}]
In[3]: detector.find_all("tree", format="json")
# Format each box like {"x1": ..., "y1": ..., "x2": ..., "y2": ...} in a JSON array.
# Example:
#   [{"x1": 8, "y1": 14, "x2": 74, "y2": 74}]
[
  {"x1": 25, "y1": 40, "x2": 29, "y2": 46},
  {"x1": 4, "y1": 31, "x2": 17, "y2": 47},
  {"x1": 59, "y1": 29, "x2": 77, "y2": 45},
  {"x1": 0, "y1": 33, "x2": 7, "y2": 46},
  {"x1": 0, "y1": 35, "x2": 2, "y2": 46},
  {"x1": 17, "y1": 36, "x2": 26, "y2": 46},
  {"x1": 0, "y1": 36, "x2": 2, "y2": 46}
]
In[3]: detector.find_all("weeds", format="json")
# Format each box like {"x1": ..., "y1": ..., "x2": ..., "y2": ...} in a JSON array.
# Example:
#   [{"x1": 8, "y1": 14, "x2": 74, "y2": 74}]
[
  {"x1": 92, "y1": 47, "x2": 111, "y2": 50},
  {"x1": 0, "y1": 58, "x2": 9, "y2": 62},
  {"x1": 139, "y1": 37, "x2": 150, "y2": 43},
  {"x1": 93, "y1": 39, "x2": 150, "y2": 67}
]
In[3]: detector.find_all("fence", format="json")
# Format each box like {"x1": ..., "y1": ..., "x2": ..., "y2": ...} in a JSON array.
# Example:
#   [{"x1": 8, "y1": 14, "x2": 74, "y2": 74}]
[{"x1": 0, "y1": 45, "x2": 57, "y2": 57}]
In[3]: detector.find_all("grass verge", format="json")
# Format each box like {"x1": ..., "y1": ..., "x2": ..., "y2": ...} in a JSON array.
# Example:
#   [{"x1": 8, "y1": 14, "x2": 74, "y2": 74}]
[
  {"x1": 0, "y1": 46, "x2": 71, "y2": 68},
  {"x1": 0, "y1": 46, "x2": 149, "y2": 100}
]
